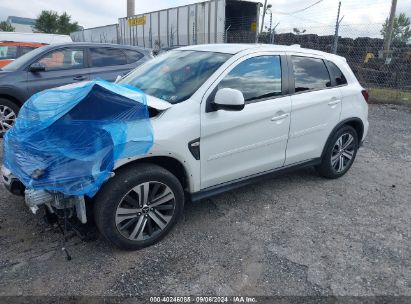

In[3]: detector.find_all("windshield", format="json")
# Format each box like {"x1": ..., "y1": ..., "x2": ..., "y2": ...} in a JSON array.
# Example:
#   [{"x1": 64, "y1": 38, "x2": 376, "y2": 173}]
[
  {"x1": 2, "y1": 45, "x2": 47, "y2": 71},
  {"x1": 120, "y1": 50, "x2": 231, "y2": 104}
]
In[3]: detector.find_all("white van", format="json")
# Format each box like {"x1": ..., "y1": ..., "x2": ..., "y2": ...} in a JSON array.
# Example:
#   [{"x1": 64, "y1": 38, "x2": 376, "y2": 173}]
[{"x1": 0, "y1": 32, "x2": 72, "y2": 44}]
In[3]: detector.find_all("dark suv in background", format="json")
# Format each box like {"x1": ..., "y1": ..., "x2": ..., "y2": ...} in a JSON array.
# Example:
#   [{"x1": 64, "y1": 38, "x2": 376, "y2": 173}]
[{"x1": 0, "y1": 42, "x2": 152, "y2": 135}]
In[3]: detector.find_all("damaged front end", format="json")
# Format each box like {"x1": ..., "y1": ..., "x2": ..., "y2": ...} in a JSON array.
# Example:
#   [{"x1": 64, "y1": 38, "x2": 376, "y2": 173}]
[
  {"x1": 2, "y1": 161, "x2": 90, "y2": 224},
  {"x1": 2, "y1": 80, "x2": 170, "y2": 224},
  {"x1": 25, "y1": 189, "x2": 87, "y2": 223},
  {"x1": 2, "y1": 159, "x2": 89, "y2": 223}
]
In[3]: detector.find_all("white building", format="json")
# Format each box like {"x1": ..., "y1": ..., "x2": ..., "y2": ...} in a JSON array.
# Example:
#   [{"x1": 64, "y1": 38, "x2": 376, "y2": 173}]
[{"x1": 6, "y1": 16, "x2": 35, "y2": 33}]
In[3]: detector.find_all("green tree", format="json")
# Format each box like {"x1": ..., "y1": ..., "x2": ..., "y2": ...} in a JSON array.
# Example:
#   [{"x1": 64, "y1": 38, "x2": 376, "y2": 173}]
[
  {"x1": 0, "y1": 21, "x2": 15, "y2": 32},
  {"x1": 34, "y1": 10, "x2": 80, "y2": 35},
  {"x1": 381, "y1": 13, "x2": 411, "y2": 44},
  {"x1": 58, "y1": 12, "x2": 81, "y2": 35},
  {"x1": 34, "y1": 10, "x2": 59, "y2": 33}
]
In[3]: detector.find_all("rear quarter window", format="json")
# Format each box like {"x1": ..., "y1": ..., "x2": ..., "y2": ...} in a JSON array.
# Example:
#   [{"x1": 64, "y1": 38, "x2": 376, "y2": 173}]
[
  {"x1": 124, "y1": 50, "x2": 144, "y2": 63},
  {"x1": 328, "y1": 61, "x2": 348, "y2": 86}
]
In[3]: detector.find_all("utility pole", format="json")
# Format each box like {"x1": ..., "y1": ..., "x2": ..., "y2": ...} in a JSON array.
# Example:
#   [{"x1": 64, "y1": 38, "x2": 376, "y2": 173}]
[
  {"x1": 260, "y1": 0, "x2": 268, "y2": 33},
  {"x1": 269, "y1": 10, "x2": 273, "y2": 34},
  {"x1": 333, "y1": 1, "x2": 344, "y2": 54},
  {"x1": 127, "y1": 0, "x2": 135, "y2": 17},
  {"x1": 383, "y1": 0, "x2": 397, "y2": 56},
  {"x1": 271, "y1": 22, "x2": 280, "y2": 44}
]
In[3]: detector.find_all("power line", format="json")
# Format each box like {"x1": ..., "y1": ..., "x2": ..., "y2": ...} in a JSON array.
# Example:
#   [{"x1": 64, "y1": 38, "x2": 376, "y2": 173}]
[
  {"x1": 264, "y1": 0, "x2": 390, "y2": 32},
  {"x1": 270, "y1": 0, "x2": 324, "y2": 16},
  {"x1": 269, "y1": 11, "x2": 331, "y2": 26},
  {"x1": 292, "y1": 0, "x2": 324, "y2": 14}
]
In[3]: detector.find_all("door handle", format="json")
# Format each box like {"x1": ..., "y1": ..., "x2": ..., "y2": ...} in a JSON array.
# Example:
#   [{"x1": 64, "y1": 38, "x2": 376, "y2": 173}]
[
  {"x1": 328, "y1": 99, "x2": 341, "y2": 106},
  {"x1": 73, "y1": 75, "x2": 86, "y2": 81},
  {"x1": 271, "y1": 113, "x2": 289, "y2": 122}
]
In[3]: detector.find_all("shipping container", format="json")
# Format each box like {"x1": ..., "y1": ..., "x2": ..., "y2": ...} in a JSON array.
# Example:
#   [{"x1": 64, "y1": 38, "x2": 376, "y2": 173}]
[
  {"x1": 0, "y1": 32, "x2": 72, "y2": 44},
  {"x1": 70, "y1": 24, "x2": 119, "y2": 44},
  {"x1": 118, "y1": 0, "x2": 260, "y2": 49}
]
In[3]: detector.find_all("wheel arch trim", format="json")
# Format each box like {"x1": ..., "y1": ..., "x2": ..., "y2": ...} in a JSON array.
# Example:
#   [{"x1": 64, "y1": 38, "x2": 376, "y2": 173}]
[
  {"x1": 321, "y1": 118, "x2": 364, "y2": 159},
  {"x1": 114, "y1": 154, "x2": 192, "y2": 192},
  {"x1": 0, "y1": 93, "x2": 23, "y2": 107}
]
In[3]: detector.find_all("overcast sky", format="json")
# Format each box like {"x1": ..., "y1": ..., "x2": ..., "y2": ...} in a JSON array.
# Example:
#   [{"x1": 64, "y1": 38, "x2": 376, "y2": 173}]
[{"x1": 0, "y1": 0, "x2": 409, "y2": 32}]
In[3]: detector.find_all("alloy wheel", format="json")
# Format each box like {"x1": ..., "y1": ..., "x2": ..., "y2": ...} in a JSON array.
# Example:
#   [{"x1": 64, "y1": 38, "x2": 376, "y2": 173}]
[
  {"x1": 331, "y1": 133, "x2": 356, "y2": 173},
  {"x1": 0, "y1": 105, "x2": 16, "y2": 135},
  {"x1": 115, "y1": 181, "x2": 176, "y2": 241}
]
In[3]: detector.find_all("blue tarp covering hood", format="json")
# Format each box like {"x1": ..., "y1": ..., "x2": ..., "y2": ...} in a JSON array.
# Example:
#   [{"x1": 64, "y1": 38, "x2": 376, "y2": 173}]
[{"x1": 3, "y1": 80, "x2": 164, "y2": 197}]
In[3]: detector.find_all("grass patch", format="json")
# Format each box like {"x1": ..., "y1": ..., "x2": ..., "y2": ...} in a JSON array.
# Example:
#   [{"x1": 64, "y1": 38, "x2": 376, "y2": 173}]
[{"x1": 368, "y1": 87, "x2": 411, "y2": 105}]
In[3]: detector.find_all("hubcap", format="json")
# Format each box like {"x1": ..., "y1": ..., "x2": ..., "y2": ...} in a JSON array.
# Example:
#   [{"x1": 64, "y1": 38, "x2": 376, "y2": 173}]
[
  {"x1": 115, "y1": 181, "x2": 176, "y2": 241},
  {"x1": 0, "y1": 105, "x2": 16, "y2": 135},
  {"x1": 331, "y1": 133, "x2": 355, "y2": 173}
]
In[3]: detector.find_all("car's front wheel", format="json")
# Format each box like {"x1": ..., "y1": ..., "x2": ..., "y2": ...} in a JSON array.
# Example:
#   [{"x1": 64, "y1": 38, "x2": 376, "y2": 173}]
[
  {"x1": 316, "y1": 125, "x2": 359, "y2": 179},
  {"x1": 94, "y1": 163, "x2": 184, "y2": 250},
  {"x1": 0, "y1": 98, "x2": 19, "y2": 137}
]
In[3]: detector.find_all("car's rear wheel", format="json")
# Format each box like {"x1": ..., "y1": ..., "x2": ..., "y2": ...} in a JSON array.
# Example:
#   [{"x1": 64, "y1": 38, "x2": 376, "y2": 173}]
[
  {"x1": 94, "y1": 163, "x2": 184, "y2": 250},
  {"x1": 316, "y1": 125, "x2": 359, "y2": 179},
  {"x1": 0, "y1": 98, "x2": 19, "y2": 137}
]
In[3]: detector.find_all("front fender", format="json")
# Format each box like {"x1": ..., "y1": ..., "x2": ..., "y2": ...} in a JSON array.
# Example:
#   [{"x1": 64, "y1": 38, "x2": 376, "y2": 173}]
[{"x1": 0, "y1": 85, "x2": 28, "y2": 106}]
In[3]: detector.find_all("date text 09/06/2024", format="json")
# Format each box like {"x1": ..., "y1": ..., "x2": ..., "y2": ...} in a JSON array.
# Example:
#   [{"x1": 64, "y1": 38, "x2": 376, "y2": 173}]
[{"x1": 149, "y1": 296, "x2": 258, "y2": 303}]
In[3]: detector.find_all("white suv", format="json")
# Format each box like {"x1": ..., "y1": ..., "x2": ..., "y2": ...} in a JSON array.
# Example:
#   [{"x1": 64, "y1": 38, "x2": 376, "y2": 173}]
[{"x1": 2, "y1": 44, "x2": 369, "y2": 250}]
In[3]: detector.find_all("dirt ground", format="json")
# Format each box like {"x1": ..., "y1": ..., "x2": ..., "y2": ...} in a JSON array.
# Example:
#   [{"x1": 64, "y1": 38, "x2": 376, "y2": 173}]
[{"x1": 0, "y1": 104, "x2": 410, "y2": 297}]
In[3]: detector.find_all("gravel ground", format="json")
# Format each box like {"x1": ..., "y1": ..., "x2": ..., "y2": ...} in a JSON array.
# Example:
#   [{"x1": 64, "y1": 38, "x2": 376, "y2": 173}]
[{"x1": 0, "y1": 104, "x2": 410, "y2": 297}]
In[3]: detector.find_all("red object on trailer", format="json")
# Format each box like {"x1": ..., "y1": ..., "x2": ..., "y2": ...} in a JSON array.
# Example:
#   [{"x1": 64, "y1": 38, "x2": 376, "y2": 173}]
[{"x1": 0, "y1": 41, "x2": 46, "y2": 68}]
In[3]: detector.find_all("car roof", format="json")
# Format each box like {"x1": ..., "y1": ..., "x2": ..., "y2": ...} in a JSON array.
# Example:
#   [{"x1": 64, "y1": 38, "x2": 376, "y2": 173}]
[{"x1": 177, "y1": 43, "x2": 345, "y2": 60}]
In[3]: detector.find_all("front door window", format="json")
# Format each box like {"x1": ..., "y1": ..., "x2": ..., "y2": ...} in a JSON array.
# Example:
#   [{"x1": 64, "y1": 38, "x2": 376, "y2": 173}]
[{"x1": 36, "y1": 49, "x2": 85, "y2": 71}]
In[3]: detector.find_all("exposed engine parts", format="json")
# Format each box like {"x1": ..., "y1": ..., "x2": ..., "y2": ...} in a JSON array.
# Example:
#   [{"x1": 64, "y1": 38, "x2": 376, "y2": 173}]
[{"x1": 24, "y1": 189, "x2": 87, "y2": 224}]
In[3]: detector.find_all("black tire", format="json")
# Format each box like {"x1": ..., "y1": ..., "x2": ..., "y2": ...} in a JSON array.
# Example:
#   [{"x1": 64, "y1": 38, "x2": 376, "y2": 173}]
[
  {"x1": 0, "y1": 98, "x2": 20, "y2": 138},
  {"x1": 94, "y1": 163, "x2": 184, "y2": 250},
  {"x1": 316, "y1": 125, "x2": 359, "y2": 179}
]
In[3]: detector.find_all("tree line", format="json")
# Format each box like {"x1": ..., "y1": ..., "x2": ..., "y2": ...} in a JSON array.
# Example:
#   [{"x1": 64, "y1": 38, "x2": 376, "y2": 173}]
[{"x1": 0, "y1": 11, "x2": 81, "y2": 35}]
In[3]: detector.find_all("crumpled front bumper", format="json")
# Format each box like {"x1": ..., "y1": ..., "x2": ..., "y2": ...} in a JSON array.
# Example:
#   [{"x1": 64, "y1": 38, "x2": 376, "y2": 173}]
[{"x1": 1, "y1": 164, "x2": 25, "y2": 196}]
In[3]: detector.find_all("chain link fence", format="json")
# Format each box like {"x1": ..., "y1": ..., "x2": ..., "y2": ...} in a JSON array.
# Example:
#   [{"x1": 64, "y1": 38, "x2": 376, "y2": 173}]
[
  {"x1": 188, "y1": 18, "x2": 411, "y2": 104},
  {"x1": 72, "y1": 19, "x2": 410, "y2": 104}
]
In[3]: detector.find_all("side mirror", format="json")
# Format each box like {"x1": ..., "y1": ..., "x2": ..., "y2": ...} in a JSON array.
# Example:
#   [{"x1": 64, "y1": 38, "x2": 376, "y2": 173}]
[
  {"x1": 212, "y1": 88, "x2": 245, "y2": 111},
  {"x1": 29, "y1": 62, "x2": 46, "y2": 73}
]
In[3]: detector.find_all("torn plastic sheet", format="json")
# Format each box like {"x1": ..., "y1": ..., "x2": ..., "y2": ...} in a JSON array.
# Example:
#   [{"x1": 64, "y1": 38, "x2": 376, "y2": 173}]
[{"x1": 3, "y1": 80, "x2": 166, "y2": 197}]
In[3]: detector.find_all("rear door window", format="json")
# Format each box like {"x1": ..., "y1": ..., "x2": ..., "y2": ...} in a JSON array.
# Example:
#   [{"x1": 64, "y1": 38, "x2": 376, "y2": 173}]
[
  {"x1": 328, "y1": 61, "x2": 347, "y2": 86},
  {"x1": 218, "y1": 55, "x2": 282, "y2": 102},
  {"x1": 291, "y1": 56, "x2": 331, "y2": 92},
  {"x1": 90, "y1": 48, "x2": 128, "y2": 67}
]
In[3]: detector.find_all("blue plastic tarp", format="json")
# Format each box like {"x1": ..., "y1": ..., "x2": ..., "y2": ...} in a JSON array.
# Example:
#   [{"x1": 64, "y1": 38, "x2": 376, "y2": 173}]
[{"x1": 3, "y1": 80, "x2": 154, "y2": 197}]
